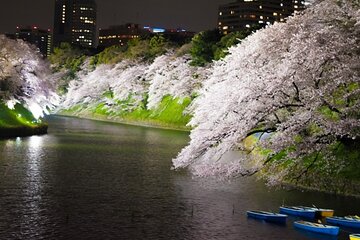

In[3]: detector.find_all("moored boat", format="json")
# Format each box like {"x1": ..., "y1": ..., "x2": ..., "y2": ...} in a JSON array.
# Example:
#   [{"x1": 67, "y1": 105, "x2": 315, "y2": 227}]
[
  {"x1": 279, "y1": 206, "x2": 316, "y2": 219},
  {"x1": 350, "y1": 234, "x2": 360, "y2": 240},
  {"x1": 294, "y1": 220, "x2": 340, "y2": 236},
  {"x1": 247, "y1": 210, "x2": 287, "y2": 223},
  {"x1": 299, "y1": 206, "x2": 334, "y2": 217},
  {"x1": 316, "y1": 208, "x2": 334, "y2": 217},
  {"x1": 326, "y1": 216, "x2": 360, "y2": 228}
]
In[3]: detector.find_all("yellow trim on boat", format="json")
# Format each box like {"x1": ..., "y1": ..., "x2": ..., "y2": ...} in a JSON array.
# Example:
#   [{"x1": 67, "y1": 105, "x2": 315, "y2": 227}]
[
  {"x1": 320, "y1": 210, "x2": 334, "y2": 217},
  {"x1": 350, "y1": 234, "x2": 360, "y2": 240}
]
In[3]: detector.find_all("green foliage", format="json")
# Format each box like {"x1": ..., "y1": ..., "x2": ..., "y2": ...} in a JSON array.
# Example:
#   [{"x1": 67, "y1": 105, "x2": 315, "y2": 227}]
[
  {"x1": 93, "y1": 102, "x2": 108, "y2": 115},
  {"x1": 337, "y1": 141, "x2": 360, "y2": 180},
  {"x1": 190, "y1": 27, "x2": 261, "y2": 66},
  {"x1": 175, "y1": 43, "x2": 192, "y2": 57},
  {"x1": 90, "y1": 45, "x2": 126, "y2": 66},
  {"x1": 214, "y1": 30, "x2": 254, "y2": 60},
  {"x1": 49, "y1": 43, "x2": 87, "y2": 72},
  {"x1": 0, "y1": 102, "x2": 38, "y2": 128},
  {"x1": 81, "y1": 95, "x2": 192, "y2": 129},
  {"x1": 102, "y1": 89, "x2": 114, "y2": 99},
  {"x1": 90, "y1": 35, "x2": 172, "y2": 66},
  {"x1": 148, "y1": 95, "x2": 192, "y2": 126},
  {"x1": 0, "y1": 102, "x2": 48, "y2": 138},
  {"x1": 189, "y1": 29, "x2": 222, "y2": 66},
  {"x1": 148, "y1": 35, "x2": 168, "y2": 58},
  {"x1": 124, "y1": 38, "x2": 150, "y2": 60},
  {"x1": 319, "y1": 106, "x2": 340, "y2": 120},
  {"x1": 123, "y1": 35, "x2": 171, "y2": 61},
  {"x1": 61, "y1": 104, "x2": 85, "y2": 115},
  {"x1": 49, "y1": 43, "x2": 90, "y2": 94}
]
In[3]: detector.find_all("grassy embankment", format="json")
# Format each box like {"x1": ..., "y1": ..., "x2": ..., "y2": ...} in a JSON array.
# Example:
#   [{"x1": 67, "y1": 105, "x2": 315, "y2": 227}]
[
  {"x1": 60, "y1": 95, "x2": 192, "y2": 131},
  {"x1": 243, "y1": 102, "x2": 360, "y2": 196},
  {"x1": 0, "y1": 102, "x2": 48, "y2": 138}
]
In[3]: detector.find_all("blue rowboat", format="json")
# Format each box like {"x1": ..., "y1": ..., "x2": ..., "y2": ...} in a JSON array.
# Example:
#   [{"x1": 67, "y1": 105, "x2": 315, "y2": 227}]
[
  {"x1": 279, "y1": 206, "x2": 316, "y2": 219},
  {"x1": 350, "y1": 233, "x2": 360, "y2": 240},
  {"x1": 294, "y1": 220, "x2": 340, "y2": 236},
  {"x1": 326, "y1": 216, "x2": 360, "y2": 228},
  {"x1": 247, "y1": 210, "x2": 287, "y2": 223}
]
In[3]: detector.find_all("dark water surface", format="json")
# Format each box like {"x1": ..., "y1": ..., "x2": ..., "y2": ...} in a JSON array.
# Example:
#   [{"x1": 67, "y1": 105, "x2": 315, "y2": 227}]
[{"x1": 0, "y1": 116, "x2": 359, "y2": 240}]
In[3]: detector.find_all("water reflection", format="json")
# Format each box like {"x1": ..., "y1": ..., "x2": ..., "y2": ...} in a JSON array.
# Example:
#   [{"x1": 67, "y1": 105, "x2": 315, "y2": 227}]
[
  {"x1": 20, "y1": 135, "x2": 47, "y2": 238},
  {"x1": 0, "y1": 116, "x2": 359, "y2": 240}
]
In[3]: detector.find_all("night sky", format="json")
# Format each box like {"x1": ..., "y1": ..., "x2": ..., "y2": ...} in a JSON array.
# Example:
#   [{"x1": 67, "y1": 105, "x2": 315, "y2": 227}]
[{"x1": 0, "y1": 0, "x2": 230, "y2": 34}]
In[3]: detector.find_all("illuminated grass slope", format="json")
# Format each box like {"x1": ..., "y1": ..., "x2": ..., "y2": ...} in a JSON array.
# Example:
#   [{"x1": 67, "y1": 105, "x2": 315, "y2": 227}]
[
  {"x1": 0, "y1": 102, "x2": 48, "y2": 138},
  {"x1": 61, "y1": 95, "x2": 192, "y2": 130}
]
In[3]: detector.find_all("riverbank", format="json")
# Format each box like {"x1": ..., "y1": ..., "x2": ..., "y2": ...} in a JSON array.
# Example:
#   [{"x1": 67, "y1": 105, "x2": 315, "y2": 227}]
[
  {"x1": 56, "y1": 111, "x2": 191, "y2": 132},
  {"x1": 280, "y1": 181, "x2": 360, "y2": 199},
  {"x1": 56, "y1": 95, "x2": 193, "y2": 132},
  {"x1": 0, "y1": 102, "x2": 48, "y2": 138},
  {"x1": 0, "y1": 125, "x2": 48, "y2": 138}
]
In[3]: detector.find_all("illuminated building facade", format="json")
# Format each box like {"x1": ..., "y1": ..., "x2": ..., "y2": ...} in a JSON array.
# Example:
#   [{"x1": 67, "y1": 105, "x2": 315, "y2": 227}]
[
  {"x1": 99, "y1": 23, "x2": 144, "y2": 47},
  {"x1": 218, "y1": 0, "x2": 306, "y2": 34},
  {"x1": 7, "y1": 26, "x2": 52, "y2": 57},
  {"x1": 99, "y1": 24, "x2": 195, "y2": 48},
  {"x1": 53, "y1": 0, "x2": 97, "y2": 48}
]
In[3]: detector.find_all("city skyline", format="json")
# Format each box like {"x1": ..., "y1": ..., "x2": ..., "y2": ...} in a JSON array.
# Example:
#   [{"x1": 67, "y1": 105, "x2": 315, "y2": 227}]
[{"x1": 0, "y1": 0, "x2": 230, "y2": 34}]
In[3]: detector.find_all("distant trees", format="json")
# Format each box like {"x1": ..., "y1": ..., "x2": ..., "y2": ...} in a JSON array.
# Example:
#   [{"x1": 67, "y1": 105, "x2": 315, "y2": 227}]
[
  {"x1": 89, "y1": 35, "x2": 173, "y2": 67},
  {"x1": 189, "y1": 29, "x2": 222, "y2": 66},
  {"x1": 49, "y1": 42, "x2": 88, "y2": 76},
  {"x1": 189, "y1": 26, "x2": 261, "y2": 66}
]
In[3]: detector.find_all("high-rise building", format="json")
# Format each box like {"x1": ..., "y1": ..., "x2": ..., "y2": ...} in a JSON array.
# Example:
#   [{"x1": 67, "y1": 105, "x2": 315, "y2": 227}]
[
  {"x1": 6, "y1": 26, "x2": 52, "y2": 57},
  {"x1": 53, "y1": 0, "x2": 97, "y2": 48},
  {"x1": 218, "y1": 0, "x2": 306, "y2": 34}
]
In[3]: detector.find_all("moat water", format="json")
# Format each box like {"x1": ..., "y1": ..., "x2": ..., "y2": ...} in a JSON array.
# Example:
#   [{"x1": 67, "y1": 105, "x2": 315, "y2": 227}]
[{"x1": 0, "y1": 116, "x2": 359, "y2": 239}]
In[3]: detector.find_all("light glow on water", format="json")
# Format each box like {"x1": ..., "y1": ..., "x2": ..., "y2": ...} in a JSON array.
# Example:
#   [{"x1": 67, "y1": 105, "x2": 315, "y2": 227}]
[{"x1": 20, "y1": 135, "x2": 47, "y2": 237}]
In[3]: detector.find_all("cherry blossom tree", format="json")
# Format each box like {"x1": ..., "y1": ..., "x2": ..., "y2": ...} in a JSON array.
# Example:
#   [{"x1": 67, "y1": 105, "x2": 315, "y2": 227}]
[
  {"x1": 0, "y1": 36, "x2": 58, "y2": 119},
  {"x1": 146, "y1": 54, "x2": 206, "y2": 109},
  {"x1": 59, "y1": 53, "x2": 206, "y2": 117},
  {"x1": 173, "y1": 0, "x2": 360, "y2": 186}
]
